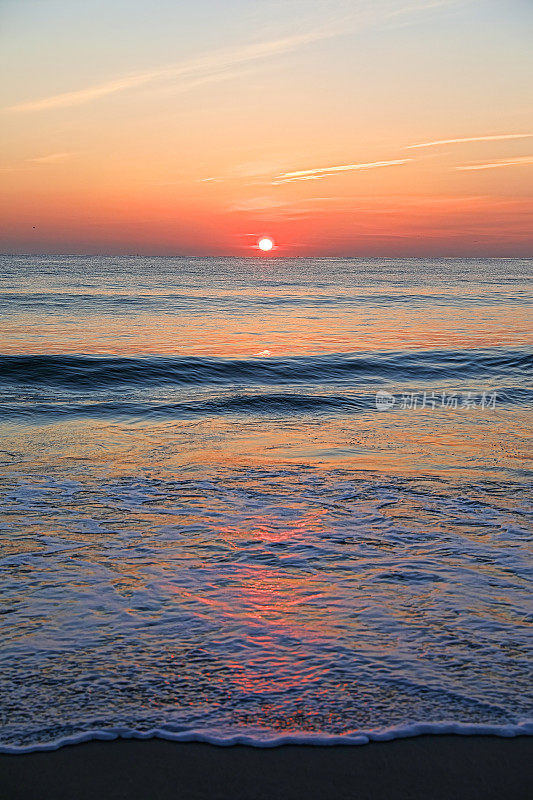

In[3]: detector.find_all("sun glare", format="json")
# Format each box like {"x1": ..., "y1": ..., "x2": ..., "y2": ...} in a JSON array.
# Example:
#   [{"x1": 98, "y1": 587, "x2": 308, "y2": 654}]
[{"x1": 258, "y1": 237, "x2": 274, "y2": 252}]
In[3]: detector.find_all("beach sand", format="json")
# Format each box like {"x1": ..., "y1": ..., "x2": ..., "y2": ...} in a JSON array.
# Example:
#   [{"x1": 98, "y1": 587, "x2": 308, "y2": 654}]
[{"x1": 0, "y1": 735, "x2": 531, "y2": 799}]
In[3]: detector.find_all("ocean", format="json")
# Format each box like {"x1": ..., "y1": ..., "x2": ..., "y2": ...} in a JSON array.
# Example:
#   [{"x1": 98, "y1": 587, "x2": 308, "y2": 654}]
[{"x1": 0, "y1": 254, "x2": 531, "y2": 751}]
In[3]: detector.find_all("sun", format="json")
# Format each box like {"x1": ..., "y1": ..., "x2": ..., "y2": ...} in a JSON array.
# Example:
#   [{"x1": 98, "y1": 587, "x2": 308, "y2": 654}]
[{"x1": 258, "y1": 237, "x2": 274, "y2": 252}]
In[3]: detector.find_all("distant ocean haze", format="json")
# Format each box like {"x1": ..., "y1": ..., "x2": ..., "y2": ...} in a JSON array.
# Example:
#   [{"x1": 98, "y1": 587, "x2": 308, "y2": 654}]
[{"x1": 1, "y1": 258, "x2": 530, "y2": 358}]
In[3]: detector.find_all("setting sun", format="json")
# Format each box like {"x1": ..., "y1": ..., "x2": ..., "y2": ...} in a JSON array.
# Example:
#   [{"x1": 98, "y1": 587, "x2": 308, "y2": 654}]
[{"x1": 258, "y1": 237, "x2": 274, "y2": 252}]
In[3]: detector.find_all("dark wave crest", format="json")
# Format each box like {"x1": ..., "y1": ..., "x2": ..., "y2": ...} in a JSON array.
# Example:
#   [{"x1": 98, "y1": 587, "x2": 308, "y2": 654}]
[{"x1": 0, "y1": 348, "x2": 530, "y2": 390}]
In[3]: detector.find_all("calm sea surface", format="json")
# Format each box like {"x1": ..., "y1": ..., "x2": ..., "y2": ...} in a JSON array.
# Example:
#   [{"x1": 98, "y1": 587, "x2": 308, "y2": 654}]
[{"x1": 0, "y1": 255, "x2": 531, "y2": 750}]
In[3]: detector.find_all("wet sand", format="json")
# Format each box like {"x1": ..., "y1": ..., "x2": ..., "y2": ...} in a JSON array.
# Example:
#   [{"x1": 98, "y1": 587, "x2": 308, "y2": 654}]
[{"x1": 1, "y1": 735, "x2": 531, "y2": 800}]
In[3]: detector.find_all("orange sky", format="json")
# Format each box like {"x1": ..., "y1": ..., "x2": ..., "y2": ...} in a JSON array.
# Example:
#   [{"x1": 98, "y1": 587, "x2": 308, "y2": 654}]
[{"x1": 1, "y1": 0, "x2": 532, "y2": 256}]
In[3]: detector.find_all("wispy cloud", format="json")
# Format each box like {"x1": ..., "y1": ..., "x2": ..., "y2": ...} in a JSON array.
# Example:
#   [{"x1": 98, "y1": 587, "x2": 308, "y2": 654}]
[
  {"x1": 456, "y1": 156, "x2": 533, "y2": 171},
  {"x1": 407, "y1": 133, "x2": 532, "y2": 149},
  {"x1": 228, "y1": 196, "x2": 289, "y2": 212},
  {"x1": 5, "y1": 1, "x2": 465, "y2": 114},
  {"x1": 4, "y1": 31, "x2": 332, "y2": 114},
  {"x1": 0, "y1": 151, "x2": 76, "y2": 171},
  {"x1": 273, "y1": 159, "x2": 411, "y2": 184},
  {"x1": 29, "y1": 152, "x2": 74, "y2": 164}
]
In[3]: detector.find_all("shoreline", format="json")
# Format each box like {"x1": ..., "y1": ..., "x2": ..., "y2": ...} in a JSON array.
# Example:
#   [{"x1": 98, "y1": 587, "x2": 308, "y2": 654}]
[
  {"x1": 1, "y1": 735, "x2": 532, "y2": 800},
  {"x1": 1, "y1": 720, "x2": 532, "y2": 753}
]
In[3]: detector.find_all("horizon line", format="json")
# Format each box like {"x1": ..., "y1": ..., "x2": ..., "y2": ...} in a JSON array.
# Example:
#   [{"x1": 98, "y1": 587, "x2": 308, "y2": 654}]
[{"x1": 1, "y1": 251, "x2": 530, "y2": 260}]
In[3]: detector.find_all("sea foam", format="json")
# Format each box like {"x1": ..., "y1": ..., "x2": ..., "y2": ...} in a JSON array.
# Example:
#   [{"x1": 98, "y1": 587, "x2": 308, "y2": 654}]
[{"x1": 1, "y1": 721, "x2": 532, "y2": 754}]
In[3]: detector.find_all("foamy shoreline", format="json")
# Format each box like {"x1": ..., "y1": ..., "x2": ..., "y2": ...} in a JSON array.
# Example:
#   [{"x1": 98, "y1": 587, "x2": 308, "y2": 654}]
[{"x1": 2, "y1": 719, "x2": 532, "y2": 754}]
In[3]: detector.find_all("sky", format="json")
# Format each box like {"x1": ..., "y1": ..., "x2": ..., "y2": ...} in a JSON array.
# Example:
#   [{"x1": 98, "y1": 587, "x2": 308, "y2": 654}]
[{"x1": 1, "y1": 0, "x2": 532, "y2": 256}]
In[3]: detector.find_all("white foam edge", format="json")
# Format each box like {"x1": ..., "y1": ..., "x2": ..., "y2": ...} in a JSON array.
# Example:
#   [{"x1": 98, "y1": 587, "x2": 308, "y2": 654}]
[{"x1": 1, "y1": 720, "x2": 532, "y2": 754}]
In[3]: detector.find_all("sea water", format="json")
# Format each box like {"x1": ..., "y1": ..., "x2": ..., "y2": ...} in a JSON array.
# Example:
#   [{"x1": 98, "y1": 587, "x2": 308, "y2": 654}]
[{"x1": 0, "y1": 255, "x2": 531, "y2": 751}]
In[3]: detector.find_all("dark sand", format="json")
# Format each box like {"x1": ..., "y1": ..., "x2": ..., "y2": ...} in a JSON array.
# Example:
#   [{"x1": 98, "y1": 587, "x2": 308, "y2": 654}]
[{"x1": 1, "y1": 735, "x2": 531, "y2": 800}]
